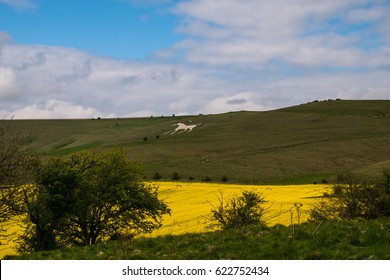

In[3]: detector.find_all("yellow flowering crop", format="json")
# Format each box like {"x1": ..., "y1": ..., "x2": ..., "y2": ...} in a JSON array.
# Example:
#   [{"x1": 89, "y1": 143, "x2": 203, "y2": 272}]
[
  {"x1": 0, "y1": 182, "x2": 328, "y2": 258},
  {"x1": 0, "y1": 216, "x2": 25, "y2": 259},
  {"x1": 144, "y1": 182, "x2": 328, "y2": 237}
]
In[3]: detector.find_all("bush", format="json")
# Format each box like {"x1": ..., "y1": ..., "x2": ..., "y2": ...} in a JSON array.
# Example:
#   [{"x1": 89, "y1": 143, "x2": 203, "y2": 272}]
[
  {"x1": 310, "y1": 170, "x2": 390, "y2": 221},
  {"x1": 207, "y1": 190, "x2": 267, "y2": 230},
  {"x1": 153, "y1": 172, "x2": 162, "y2": 180},
  {"x1": 202, "y1": 176, "x2": 212, "y2": 182},
  {"x1": 171, "y1": 172, "x2": 180, "y2": 180}
]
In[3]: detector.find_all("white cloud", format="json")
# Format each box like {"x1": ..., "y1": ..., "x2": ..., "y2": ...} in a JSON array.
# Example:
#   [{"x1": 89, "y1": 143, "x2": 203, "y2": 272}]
[
  {"x1": 173, "y1": 0, "x2": 390, "y2": 69},
  {"x1": 0, "y1": 67, "x2": 16, "y2": 97},
  {"x1": 268, "y1": 70, "x2": 390, "y2": 102},
  {"x1": 12, "y1": 99, "x2": 102, "y2": 119},
  {"x1": 174, "y1": 0, "x2": 350, "y2": 39},
  {"x1": 345, "y1": 6, "x2": 388, "y2": 23},
  {"x1": 339, "y1": 87, "x2": 390, "y2": 100},
  {"x1": 0, "y1": 43, "x2": 228, "y2": 118},
  {"x1": 1, "y1": 0, "x2": 389, "y2": 118},
  {"x1": 202, "y1": 92, "x2": 268, "y2": 114}
]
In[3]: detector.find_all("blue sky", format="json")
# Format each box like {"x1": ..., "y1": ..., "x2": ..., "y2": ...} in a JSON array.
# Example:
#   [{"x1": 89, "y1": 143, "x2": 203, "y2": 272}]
[
  {"x1": 0, "y1": 0, "x2": 181, "y2": 59},
  {"x1": 0, "y1": 0, "x2": 389, "y2": 119}
]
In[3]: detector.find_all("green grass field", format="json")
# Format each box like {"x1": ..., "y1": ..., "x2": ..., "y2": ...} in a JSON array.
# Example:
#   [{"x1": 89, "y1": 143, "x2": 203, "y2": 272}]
[
  {"x1": 9, "y1": 99, "x2": 390, "y2": 184},
  {"x1": 6, "y1": 217, "x2": 390, "y2": 260}
]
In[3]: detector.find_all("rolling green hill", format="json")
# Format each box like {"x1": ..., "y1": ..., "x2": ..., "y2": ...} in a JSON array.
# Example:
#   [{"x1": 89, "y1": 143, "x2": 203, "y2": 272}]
[{"x1": 10, "y1": 99, "x2": 390, "y2": 184}]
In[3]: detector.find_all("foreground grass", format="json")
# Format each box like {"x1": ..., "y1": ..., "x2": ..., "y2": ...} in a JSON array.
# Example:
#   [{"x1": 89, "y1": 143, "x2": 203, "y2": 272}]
[{"x1": 5, "y1": 218, "x2": 390, "y2": 260}]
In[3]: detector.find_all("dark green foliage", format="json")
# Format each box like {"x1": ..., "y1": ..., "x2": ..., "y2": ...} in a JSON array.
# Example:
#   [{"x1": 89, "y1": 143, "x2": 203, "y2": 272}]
[
  {"x1": 152, "y1": 172, "x2": 162, "y2": 180},
  {"x1": 208, "y1": 191, "x2": 267, "y2": 230},
  {"x1": 310, "y1": 170, "x2": 390, "y2": 221},
  {"x1": 17, "y1": 149, "x2": 170, "y2": 253},
  {"x1": 202, "y1": 176, "x2": 212, "y2": 182},
  {"x1": 375, "y1": 169, "x2": 390, "y2": 217},
  {"x1": 171, "y1": 172, "x2": 180, "y2": 180}
]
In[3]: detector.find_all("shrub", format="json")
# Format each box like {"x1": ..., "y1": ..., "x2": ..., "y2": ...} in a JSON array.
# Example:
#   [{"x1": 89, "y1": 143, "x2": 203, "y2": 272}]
[
  {"x1": 207, "y1": 190, "x2": 267, "y2": 230},
  {"x1": 221, "y1": 175, "x2": 228, "y2": 182},
  {"x1": 310, "y1": 170, "x2": 390, "y2": 221},
  {"x1": 171, "y1": 172, "x2": 180, "y2": 181},
  {"x1": 153, "y1": 172, "x2": 162, "y2": 180},
  {"x1": 202, "y1": 176, "x2": 212, "y2": 182}
]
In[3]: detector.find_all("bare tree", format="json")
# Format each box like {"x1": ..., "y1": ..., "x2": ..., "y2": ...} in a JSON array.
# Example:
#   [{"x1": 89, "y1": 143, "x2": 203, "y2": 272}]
[
  {"x1": 0, "y1": 120, "x2": 35, "y2": 189},
  {"x1": 0, "y1": 120, "x2": 36, "y2": 250}
]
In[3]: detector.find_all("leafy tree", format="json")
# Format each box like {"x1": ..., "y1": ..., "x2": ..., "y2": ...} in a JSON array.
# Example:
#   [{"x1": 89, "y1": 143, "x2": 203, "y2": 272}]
[
  {"x1": 19, "y1": 149, "x2": 171, "y2": 252},
  {"x1": 17, "y1": 157, "x2": 82, "y2": 252},
  {"x1": 207, "y1": 190, "x2": 267, "y2": 230}
]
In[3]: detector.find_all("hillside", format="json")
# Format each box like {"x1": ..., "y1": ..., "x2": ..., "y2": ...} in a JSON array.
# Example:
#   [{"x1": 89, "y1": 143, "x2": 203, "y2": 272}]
[{"x1": 10, "y1": 99, "x2": 390, "y2": 184}]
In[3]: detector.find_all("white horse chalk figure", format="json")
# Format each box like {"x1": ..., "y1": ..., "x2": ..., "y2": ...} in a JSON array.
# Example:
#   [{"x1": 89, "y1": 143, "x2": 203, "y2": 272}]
[{"x1": 165, "y1": 123, "x2": 201, "y2": 135}]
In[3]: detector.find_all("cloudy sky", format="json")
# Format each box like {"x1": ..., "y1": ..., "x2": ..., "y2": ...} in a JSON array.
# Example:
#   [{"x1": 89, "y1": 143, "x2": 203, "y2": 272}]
[{"x1": 1, "y1": 0, "x2": 389, "y2": 119}]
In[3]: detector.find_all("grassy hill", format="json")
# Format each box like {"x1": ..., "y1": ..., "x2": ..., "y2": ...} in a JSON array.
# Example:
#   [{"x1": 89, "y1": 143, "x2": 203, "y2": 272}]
[{"x1": 10, "y1": 99, "x2": 390, "y2": 184}]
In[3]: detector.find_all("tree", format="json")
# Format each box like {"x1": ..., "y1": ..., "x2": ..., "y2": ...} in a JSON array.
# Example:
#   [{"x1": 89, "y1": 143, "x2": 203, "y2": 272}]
[
  {"x1": 0, "y1": 120, "x2": 35, "y2": 191},
  {"x1": 0, "y1": 120, "x2": 36, "y2": 245},
  {"x1": 207, "y1": 190, "x2": 267, "y2": 230},
  {"x1": 19, "y1": 149, "x2": 171, "y2": 252}
]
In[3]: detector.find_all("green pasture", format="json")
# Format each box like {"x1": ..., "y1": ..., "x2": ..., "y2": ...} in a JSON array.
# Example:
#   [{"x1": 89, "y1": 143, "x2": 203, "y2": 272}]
[
  {"x1": 7, "y1": 217, "x2": 390, "y2": 260},
  {"x1": 9, "y1": 99, "x2": 390, "y2": 184}
]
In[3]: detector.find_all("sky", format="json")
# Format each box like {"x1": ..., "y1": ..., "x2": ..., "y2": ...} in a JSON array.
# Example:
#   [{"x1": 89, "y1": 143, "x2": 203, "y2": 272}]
[{"x1": 0, "y1": 0, "x2": 389, "y2": 119}]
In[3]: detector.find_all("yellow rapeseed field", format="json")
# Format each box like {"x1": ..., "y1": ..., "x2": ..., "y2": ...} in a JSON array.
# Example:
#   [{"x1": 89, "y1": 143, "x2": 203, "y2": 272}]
[
  {"x1": 0, "y1": 182, "x2": 328, "y2": 258},
  {"x1": 144, "y1": 182, "x2": 328, "y2": 237},
  {"x1": 0, "y1": 217, "x2": 25, "y2": 259}
]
